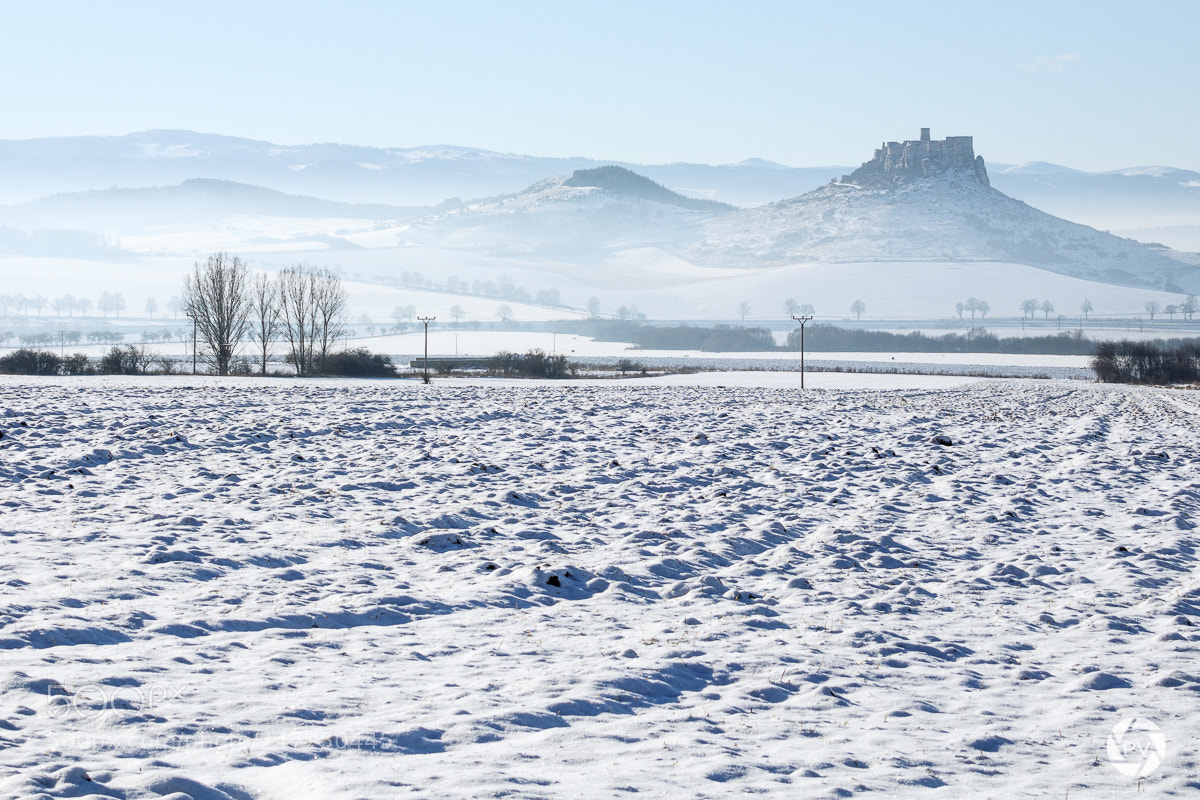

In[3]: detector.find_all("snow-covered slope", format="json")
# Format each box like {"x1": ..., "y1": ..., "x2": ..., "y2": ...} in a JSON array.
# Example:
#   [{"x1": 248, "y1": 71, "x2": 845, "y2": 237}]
[
  {"x1": 685, "y1": 169, "x2": 1199, "y2": 291},
  {"x1": 401, "y1": 167, "x2": 733, "y2": 256}
]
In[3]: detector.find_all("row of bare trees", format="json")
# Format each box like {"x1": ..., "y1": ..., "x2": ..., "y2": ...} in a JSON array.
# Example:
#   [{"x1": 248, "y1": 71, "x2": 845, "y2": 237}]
[{"x1": 182, "y1": 253, "x2": 346, "y2": 376}]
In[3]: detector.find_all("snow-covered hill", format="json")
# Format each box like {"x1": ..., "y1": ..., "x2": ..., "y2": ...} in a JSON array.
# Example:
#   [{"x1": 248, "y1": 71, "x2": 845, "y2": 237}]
[
  {"x1": 401, "y1": 167, "x2": 733, "y2": 256},
  {"x1": 685, "y1": 165, "x2": 1199, "y2": 292}
]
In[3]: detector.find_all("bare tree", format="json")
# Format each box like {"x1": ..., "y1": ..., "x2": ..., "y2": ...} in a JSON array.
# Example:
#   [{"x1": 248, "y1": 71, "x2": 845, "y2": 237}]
[
  {"x1": 1040, "y1": 299, "x2": 1054, "y2": 319},
  {"x1": 248, "y1": 271, "x2": 279, "y2": 375},
  {"x1": 182, "y1": 252, "x2": 252, "y2": 376},
  {"x1": 587, "y1": 297, "x2": 601, "y2": 317},
  {"x1": 496, "y1": 304, "x2": 514, "y2": 324},
  {"x1": 737, "y1": 300, "x2": 751, "y2": 321},
  {"x1": 965, "y1": 297, "x2": 980, "y2": 319},
  {"x1": 278, "y1": 265, "x2": 317, "y2": 376},
  {"x1": 1081, "y1": 299, "x2": 1094, "y2": 320},
  {"x1": 277, "y1": 265, "x2": 345, "y2": 375},
  {"x1": 77, "y1": 297, "x2": 92, "y2": 317},
  {"x1": 1183, "y1": 294, "x2": 1198, "y2": 320},
  {"x1": 312, "y1": 267, "x2": 347, "y2": 373},
  {"x1": 1166, "y1": 304, "x2": 1179, "y2": 320},
  {"x1": 955, "y1": 301, "x2": 965, "y2": 319},
  {"x1": 1145, "y1": 300, "x2": 1160, "y2": 321},
  {"x1": 145, "y1": 297, "x2": 158, "y2": 318},
  {"x1": 1020, "y1": 298, "x2": 1038, "y2": 319},
  {"x1": 799, "y1": 303, "x2": 815, "y2": 315},
  {"x1": 850, "y1": 299, "x2": 866, "y2": 320},
  {"x1": 783, "y1": 298, "x2": 799, "y2": 317},
  {"x1": 449, "y1": 304, "x2": 465, "y2": 323},
  {"x1": 978, "y1": 300, "x2": 990, "y2": 319}
]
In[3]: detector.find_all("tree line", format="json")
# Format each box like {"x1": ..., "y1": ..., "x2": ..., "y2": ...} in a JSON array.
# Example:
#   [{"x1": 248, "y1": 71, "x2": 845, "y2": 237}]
[
  {"x1": 182, "y1": 253, "x2": 347, "y2": 376},
  {"x1": 784, "y1": 325, "x2": 1098, "y2": 355},
  {"x1": 1092, "y1": 340, "x2": 1200, "y2": 384}
]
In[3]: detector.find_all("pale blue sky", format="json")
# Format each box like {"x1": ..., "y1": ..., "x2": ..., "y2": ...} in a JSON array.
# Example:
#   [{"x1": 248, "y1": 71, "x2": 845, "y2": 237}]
[{"x1": 2, "y1": 0, "x2": 1197, "y2": 170}]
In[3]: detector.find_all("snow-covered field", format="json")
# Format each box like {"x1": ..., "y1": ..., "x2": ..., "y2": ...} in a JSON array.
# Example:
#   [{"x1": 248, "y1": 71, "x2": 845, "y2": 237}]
[{"x1": 2, "y1": 377, "x2": 1199, "y2": 798}]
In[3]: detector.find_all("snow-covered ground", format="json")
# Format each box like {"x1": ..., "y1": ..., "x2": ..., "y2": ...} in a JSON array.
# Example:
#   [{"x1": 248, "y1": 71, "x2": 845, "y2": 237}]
[{"x1": 2, "y1": 377, "x2": 1198, "y2": 798}]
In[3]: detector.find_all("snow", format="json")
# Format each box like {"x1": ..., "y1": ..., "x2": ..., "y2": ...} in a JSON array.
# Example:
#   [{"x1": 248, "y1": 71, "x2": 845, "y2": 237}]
[{"x1": 1, "y1": 377, "x2": 1198, "y2": 798}]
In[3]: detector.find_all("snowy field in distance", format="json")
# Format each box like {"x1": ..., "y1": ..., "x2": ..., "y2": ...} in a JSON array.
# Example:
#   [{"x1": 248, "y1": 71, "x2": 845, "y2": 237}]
[
  {"x1": 1, "y1": 377, "x2": 1198, "y2": 798},
  {"x1": 2, "y1": 248, "x2": 1195, "y2": 329}
]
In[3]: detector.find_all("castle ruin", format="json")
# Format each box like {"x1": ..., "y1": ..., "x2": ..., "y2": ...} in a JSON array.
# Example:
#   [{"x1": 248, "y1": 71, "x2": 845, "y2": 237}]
[{"x1": 842, "y1": 129, "x2": 990, "y2": 188}]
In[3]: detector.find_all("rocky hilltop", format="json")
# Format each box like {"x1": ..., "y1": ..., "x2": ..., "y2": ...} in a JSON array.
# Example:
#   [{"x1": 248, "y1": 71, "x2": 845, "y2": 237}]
[{"x1": 683, "y1": 129, "x2": 1199, "y2": 292}]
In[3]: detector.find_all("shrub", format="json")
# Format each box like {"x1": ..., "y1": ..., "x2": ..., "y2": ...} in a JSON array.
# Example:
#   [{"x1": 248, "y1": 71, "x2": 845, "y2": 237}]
[
  {"x1": 323, "y1": 348, "x2": 397, "y2": 378},
  {"x1": 0, "y1": 348, "x2": 61, "y2": 375},
  {"x1": 62, "y1": 353, "x2": 93, "y2": 375},
  {"x1": 1092, "y1": 340, "x2": 1200, "y2": 384},
  {"x1": 489, "y1": 348, "x2": 575, "y2": 378},
  {"x1": 616, "y1": 358, "x2": 645, "y2": 373}
]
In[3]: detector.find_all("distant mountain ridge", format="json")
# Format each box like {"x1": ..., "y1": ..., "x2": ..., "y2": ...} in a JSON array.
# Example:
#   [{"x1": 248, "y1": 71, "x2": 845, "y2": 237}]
[
  {"x1": 2, "y1": 130, "x2": 1200, "y2": 237},
  {"x1": 0, "y1": 179, "x2": 424, "y2": 232},
  {"x1": 0, "y1": 130, "x2": 842, "y2": 209}
]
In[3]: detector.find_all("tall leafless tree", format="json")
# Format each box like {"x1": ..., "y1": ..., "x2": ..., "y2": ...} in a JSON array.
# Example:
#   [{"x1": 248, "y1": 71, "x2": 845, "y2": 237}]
[
  {"x1": 277, "y1": 265, "x2": 317, "y2": 376},
  {"x1": 277, "y1": 265, "x2": 346, "y2": 375},
  {"x1": 248, "y1": 271, "x2": 279, "y2": 375},
  {"x1": 182, "y1": 252, "x2": 252, "y2": 375},
  {"x1": 312, "y1": 267, "x2": 347, "y2": 373}
]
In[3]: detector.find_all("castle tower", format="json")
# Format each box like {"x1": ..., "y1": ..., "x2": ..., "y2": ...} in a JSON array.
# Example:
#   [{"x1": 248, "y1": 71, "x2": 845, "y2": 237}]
[{"x1": 841, "y1": 128, "x2": 989, "y2": 187}]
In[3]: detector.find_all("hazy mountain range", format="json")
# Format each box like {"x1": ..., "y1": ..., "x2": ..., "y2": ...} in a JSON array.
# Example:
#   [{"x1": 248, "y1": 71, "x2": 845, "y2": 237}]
[
  {"x1": 3, "y1": 130, "x2": 1200, "y2": 236},
  {"x1": 1, "y1": 129, "x2": 1199, "y2": 309}
]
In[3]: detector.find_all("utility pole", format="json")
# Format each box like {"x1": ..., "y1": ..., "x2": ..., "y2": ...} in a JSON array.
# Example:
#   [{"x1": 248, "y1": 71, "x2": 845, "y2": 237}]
[
  {"x1": 791, "y1": 315, "x2": 813, "y2": 389},
  {"x1": 186, "y1": 313, "x2": 197, "y2": 375},
  {"x1": 418, "y1": 316, "x2": 435, "y2": 383}
]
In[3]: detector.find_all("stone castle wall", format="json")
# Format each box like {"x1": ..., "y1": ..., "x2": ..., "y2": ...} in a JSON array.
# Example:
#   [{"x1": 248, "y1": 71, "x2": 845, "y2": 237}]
[{"x1": 844, "y1": 129, "x2": 990, "y2": 187}]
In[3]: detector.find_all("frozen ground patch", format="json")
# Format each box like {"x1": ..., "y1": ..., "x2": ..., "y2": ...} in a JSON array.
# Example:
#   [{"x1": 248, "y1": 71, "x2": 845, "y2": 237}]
[{"x1": 0, "y1": 378, "x2": 1198, "y2": 798}]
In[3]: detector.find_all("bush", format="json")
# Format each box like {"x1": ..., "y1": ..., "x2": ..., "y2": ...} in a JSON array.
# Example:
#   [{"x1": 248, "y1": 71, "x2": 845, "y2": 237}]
[
  {"x1": 99, "y1": 345, "x2": 153, "y2": 375},
  {"x1": 489, "y1": 348, "x2": 575, "y2": 378},
  {"x1": 0, "y1": 348, "x2": 61, "y2": 375},
  {"x1": 1092, "y1": 340, "x2": 1200, "y2": 384},
  {"x1": 323, "y1": 348, "x2": 397, "y2": 378},
  {"x1": 62, "y1": 353, "x2": 93, "y2": 375},
  {"x1": 616, "y1": 358, "x2": 644, "y2": 373}
]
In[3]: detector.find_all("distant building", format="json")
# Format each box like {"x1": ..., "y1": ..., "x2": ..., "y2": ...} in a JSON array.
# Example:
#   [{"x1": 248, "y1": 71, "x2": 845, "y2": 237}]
[{"x1": 842, "y1": 129, "x2": 990, "y2": 187}]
